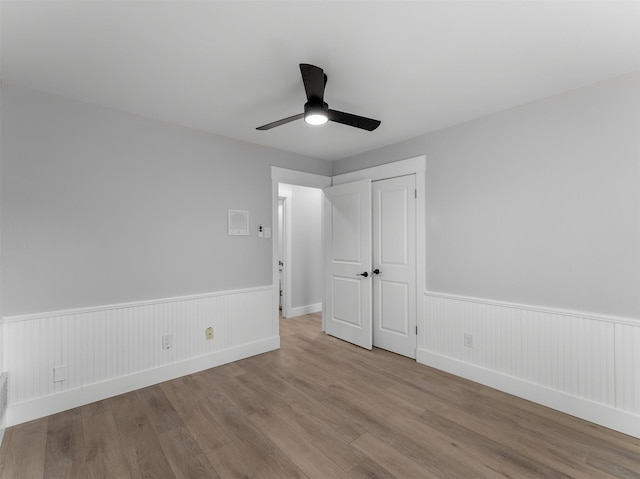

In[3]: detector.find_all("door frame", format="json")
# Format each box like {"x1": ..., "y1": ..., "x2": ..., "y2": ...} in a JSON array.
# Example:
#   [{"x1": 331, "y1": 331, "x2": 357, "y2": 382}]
[
  {"x1": 271, "y1": 156, "x2": 426, "y2": 350},
  {"x1": 332, "y1": 155, "x2": 427, "y2": 354},
  {"x1": 271, "y1": 167, "x2": 332, "y2": 335},
  {"x1": 278, "y1": 187, "x2": 292, "y2": 318}
]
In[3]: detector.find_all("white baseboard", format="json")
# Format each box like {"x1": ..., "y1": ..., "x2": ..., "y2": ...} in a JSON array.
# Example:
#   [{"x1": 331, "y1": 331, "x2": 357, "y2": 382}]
[
  {"x1": 417, "y1": 348, "x2": 640, "y2": 439},
  {"x1": 4, "y1": 286, "x2": 277, "y2": 427},
  {"x1": 0, "y1": 372, "x2": 6, "y2": 445},
  {"x1": 7, "y1": 336, "x2": 279, "y2": 427},
  {"x1": 288, "y1": 302, "x2": 322, "y2": 318}
]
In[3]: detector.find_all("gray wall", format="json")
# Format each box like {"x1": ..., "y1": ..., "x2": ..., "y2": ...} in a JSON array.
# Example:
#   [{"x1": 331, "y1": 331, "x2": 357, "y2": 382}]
[
  {"x1": 288, "y1": 184, "x2": 323, "y2": 310},
  {"x1": 334, "y1": 72, "x2": 640, "y2": 318},
  {"x1": 1, "y1": 85, "x2": 330, "y2": 315}
]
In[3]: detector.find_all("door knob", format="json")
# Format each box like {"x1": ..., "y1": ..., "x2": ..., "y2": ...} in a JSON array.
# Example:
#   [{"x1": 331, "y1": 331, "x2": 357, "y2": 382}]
[
  {"x1": 372, "y1": 269, "x2": 381, "y2": 275},
  {"x1": 357, "y1": 271, "x2": 369, "y2": 278}
]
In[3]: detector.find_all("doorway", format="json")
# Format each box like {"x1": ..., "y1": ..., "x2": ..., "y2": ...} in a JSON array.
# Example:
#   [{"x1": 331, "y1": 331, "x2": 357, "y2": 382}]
[
  {"x1": 324, "y1": 174, "x2": 417, "y2": 358},
  {"x1": 277, "y1": 188, "x2": 292, "y2": 317},
  {"x1": 271, "y1": 156, "x2": 426, "y2": 356},
  {"x1": 278, "y1": 184, "x2": 323, "y2": 319},
  {"x1": 278, "y1": 197, "x2": 285, "y2": 312},
  {"x1": 270, "y1": 168, "x2": 332, "y2": 331},
  {"x1": 324, "y1": 155, "x2": 427, "y2": 359}
]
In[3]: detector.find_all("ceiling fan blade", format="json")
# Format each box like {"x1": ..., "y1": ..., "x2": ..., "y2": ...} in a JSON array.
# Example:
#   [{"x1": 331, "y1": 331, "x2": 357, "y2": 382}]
[
  {"x1": 256, "y1": 113, "x2": 304, "y2": 131},
  {"x1": 300, "y1": 63, "x2": 325, "y2": 103},
  {"x1": 328, "y1": 109, "x2": 381, "y2": 131}
]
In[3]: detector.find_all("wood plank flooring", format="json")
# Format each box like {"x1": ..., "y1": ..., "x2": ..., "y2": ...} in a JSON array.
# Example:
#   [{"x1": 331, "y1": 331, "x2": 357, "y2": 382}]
[{"x1": 1, "y1": 312, "x2": 639, "y2": 478}]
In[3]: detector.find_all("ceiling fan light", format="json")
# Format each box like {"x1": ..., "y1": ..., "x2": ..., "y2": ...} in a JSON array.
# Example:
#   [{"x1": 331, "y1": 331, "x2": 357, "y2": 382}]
[
  {"x1": 304, "y1": 112, "x2": 328, "y2": 125},
  {"x1": 304, "y1": 102, "x2": 329, "y2": 126}
]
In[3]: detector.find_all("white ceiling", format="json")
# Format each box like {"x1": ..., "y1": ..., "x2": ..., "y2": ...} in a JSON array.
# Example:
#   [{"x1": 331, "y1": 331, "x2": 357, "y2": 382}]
[{"x1": 2, "y1": 1, "x2": 639, "y2": 161}]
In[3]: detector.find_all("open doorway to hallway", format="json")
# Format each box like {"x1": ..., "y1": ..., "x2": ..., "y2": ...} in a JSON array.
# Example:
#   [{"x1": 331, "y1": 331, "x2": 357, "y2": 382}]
[
  {"x1": 271, "y1": 167, "x2": 331, "y2": 335},
  {"x1": 278, "y1": 183, "x2": 323, "y2": 320}
]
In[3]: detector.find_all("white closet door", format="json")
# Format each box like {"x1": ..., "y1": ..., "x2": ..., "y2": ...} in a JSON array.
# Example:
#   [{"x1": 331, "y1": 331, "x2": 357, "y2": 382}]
[
  {"x1": 372, "y1": 175, "x2": 416, "y2": 358},
  {"x1": 324, "y1": 179, "x2": 372, "y2": 350}
]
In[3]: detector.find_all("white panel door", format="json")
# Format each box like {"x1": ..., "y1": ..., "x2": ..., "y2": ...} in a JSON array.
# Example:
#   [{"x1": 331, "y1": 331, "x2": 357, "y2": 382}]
[
  {"x1": 372, "y1": 175, "x2": 416, "y2": 358},
  {"x1": 324, "y1": 179, "x2": 372, "y2": 350}
]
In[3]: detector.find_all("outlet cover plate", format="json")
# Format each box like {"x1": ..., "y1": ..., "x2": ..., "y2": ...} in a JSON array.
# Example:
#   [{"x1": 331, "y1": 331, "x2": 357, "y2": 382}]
[{"x1": 54, "y1": 366, "x2": 67, "y2": 382}]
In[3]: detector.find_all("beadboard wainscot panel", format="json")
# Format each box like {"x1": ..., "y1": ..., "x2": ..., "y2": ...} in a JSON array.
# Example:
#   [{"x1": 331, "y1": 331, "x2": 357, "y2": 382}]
[
  {"x1": 520, "y1": 310, "x2": 615, "y2": 407},
  {"x1": 3, "y1": 286, "x2": 277, "y2": 426},
  {"x1": 0, "y1": 372, "x2": 6, "y2": 446},
  {"x1": 424, "y1": 294, "x2": 522, "y2": 377},
  {"x1": 0, "y1": 315, "x2": 6, "y2": 445},
  {"x1": 419, "y1": 291, "x2": 640, "y2": 439},
  {"x1": 615, "y1": 323, "x2": 640, "y2": 414}
]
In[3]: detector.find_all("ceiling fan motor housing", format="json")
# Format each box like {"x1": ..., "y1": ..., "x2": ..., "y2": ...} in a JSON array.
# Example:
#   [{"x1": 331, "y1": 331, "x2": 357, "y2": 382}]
[{"x1": 304, "y1": 101, "x2": 329, "y2": 116}]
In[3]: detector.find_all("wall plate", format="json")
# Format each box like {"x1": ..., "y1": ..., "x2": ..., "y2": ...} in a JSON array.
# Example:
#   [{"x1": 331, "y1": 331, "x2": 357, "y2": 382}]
[{"x1": 228, "y1": 210, "x2": 249, "y2": 235}]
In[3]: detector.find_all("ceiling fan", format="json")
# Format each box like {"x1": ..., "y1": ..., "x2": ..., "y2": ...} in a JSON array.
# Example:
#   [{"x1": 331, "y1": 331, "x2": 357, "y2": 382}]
[{"x1": 256, "y1": 63, "x2": 381, "y2": 132}]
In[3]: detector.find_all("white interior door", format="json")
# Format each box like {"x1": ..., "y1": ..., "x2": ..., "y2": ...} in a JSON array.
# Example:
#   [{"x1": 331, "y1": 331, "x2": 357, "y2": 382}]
[
  {"x1": 372, "y1": 175, "x2": 417, "y2": 358},
  {"x1": 324, "y1": 179, "x2": 372, "y2": 349}
]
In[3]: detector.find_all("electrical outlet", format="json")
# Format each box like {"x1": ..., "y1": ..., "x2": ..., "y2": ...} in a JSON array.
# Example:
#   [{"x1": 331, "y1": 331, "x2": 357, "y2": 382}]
[
  {"x1": 464, "y1": 333, "x2": 473, "y2": 348},
  {"x1": 205, "y1": 327, "x2": 214, "y2": 340},
  {"x1": 53, "y1": 366, "x2": 67, "y2": 382},
  {"x1": 162, "y1": 334, "x2": 173, "y2": 350}
]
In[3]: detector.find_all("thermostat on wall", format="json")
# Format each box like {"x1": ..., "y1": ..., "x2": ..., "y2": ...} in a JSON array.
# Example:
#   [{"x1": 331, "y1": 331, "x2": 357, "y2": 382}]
[{"x1": 228, "y1": 210, "x2": 249, "y2": 235}]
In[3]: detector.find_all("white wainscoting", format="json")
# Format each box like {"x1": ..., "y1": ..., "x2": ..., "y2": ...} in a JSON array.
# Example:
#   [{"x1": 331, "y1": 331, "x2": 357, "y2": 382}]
[
  {"x1": 0, "y1": 314, "x2": 6, "y2": 444},
  {"x1": 419, "y1": 291, "x2": 640, "y2": 438},
  {"x1": 3, "y1": 286, "x2": 277, "y2": 427},
  {"x1": 0, "y1": 372, "x2": 7, "y2": 446}
]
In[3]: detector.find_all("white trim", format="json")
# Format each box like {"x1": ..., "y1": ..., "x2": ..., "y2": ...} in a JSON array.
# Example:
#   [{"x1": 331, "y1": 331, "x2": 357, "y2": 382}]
[
  {"x1": 0, "y1": 372, "x2": 5, "y2": 445},
  {"x1": 332, "y1": 155, "x2": 427, "y2": 185},
  {"x1": 7, "y1": 336, "x2": 279, "y2": 427},
  {"x1": 425, "y1": 290, "x2": 640, "y2": 326},
  {"x1": 4, "y1": 285, "x2": 272, "y2": 323},
  {"x1": 271, "y1": 167, "x2": 332, "y2": 188},
  {"x1": 331, "y1": 155, "x2": 427, "y2": 353},
  {"x1": 417, "y1": 349, "x2": 640, "y2": 439},
  {"x1": 271, "y1": 166, "x2": 331, "y2": 333},
  {"x1": 288, "y1": 303, "x2": 323, "y2": 318}
]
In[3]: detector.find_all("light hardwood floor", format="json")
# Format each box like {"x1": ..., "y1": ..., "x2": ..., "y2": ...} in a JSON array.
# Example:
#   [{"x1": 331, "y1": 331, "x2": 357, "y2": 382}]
[{"x1": 0, "y1": 312, "x2": 639, "y2": 478}]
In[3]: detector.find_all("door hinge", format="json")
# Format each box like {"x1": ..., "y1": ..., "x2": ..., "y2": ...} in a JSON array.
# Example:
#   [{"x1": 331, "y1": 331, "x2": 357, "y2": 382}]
[
  {"x1": 415, "y1": 189, "x2": 417, "y2": 199},
  {"x1": 415, "y1": 326, "x2": 418, "y2": 335}
]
